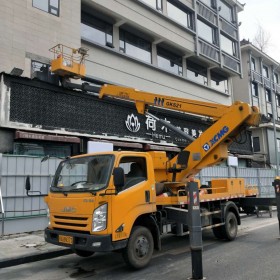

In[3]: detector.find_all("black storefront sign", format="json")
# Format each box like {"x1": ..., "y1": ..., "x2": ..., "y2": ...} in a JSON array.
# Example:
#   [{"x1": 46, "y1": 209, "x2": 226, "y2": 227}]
[{"x1": 6, "y1": 74, "x2": 252, "y2": 154}]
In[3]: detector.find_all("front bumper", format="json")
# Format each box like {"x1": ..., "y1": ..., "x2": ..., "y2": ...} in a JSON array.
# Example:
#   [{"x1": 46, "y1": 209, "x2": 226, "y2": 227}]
[{"x1": 45, "y1": 228, "x2": 127, "y2": 252}]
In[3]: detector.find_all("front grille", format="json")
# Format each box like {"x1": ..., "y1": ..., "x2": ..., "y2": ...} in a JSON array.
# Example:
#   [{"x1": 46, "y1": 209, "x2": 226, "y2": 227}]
[{"x1": 53, "y1": 215, "x2": 90, "y2": 230}]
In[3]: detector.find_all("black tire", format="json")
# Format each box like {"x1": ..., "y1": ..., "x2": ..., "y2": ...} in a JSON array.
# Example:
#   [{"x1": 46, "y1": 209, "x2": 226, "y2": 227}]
[
  {"x1": 212, "y1": 225, "x2": 224, "y2": 240},
  {"x1": 122, "y1": 226, "x2": 154, "y2": 269},
  {"x1": 73, "y1": 249, "x2": 95, "y2": 257},
  {"x1": 223, "y1": 211, "x2": 238, "y2": 241}
]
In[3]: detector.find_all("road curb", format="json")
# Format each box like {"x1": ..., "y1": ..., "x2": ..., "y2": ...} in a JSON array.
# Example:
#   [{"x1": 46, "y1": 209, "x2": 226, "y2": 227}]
[{"x1": 0, "y1": 249, "x2": 73, "y2": 269}]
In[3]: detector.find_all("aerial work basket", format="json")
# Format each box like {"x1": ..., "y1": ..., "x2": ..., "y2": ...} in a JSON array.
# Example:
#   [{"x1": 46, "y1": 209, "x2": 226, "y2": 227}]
[{"x1": 49, "y1": 44, "x2": 88, "y2": 79}]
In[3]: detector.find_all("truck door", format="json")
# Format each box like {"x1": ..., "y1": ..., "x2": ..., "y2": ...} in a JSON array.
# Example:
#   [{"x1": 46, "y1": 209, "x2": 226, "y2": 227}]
[{"x1": 111, "y1": 156, "x2": 153, "y2": 241}]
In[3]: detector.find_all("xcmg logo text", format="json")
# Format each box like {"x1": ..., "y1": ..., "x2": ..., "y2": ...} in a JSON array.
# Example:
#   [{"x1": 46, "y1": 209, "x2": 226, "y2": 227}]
[{"x1": 202, "y1": 126, "x2": 229, "y2": 152}]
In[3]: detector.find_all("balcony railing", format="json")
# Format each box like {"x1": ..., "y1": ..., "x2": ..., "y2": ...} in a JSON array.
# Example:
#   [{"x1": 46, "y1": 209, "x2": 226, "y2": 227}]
[
  {"x1": 274, "y1": 83, "x2": 280, "y2": 93},
  {"x1": 198, "y1": 39, "x2": 220, "y2": 62},
  {"x1": 251, "y1": 71, "x2": 280, "y2": 93},
  {"x1": 222, "y1": 53, "x2": 240, "y2": 73},
  {"x1": 251, "y1": 70, "x2": 262, "y2": 84},
  {"x1": 263, "y1": 77, "x2": 271, "y2": 89},
  {"x1": 197, "y1": 1, "x2": 217, "y2": 25}
]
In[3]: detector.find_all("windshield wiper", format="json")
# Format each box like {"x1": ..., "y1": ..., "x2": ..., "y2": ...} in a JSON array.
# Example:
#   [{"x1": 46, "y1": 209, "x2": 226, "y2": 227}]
[{"x1": 68, "y1": 188, "x2": 97, "y2": 195}]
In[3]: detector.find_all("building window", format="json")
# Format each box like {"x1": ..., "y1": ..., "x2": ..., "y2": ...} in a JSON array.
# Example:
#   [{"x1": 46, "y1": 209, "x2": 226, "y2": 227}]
[
  {"x1": 187, "y1": 59, "x2": 208, "y2": 85},
  {"x1": 265, "y1": 88, "x2": 272, "y2": 103},
  {"x1": 220, "y1": 34, "x2": 237, "y2": 57},
  {"x1": 274, "y1": 72, "x2": 279, "y2": 84},
  {"x1": 219, "y1": 0, "x2": 234, "y2": 23},
  {"x1": 167, "y1": 1, "x2": 193, "y2": 30},
  {"x1": 251, "y1": 57, "x2": 256, "y2": 71},
  {"x1": 200, "y1": 0, "x2": 216, "y2": 9},
  {"x1": 253, "y1": 137, "x2": 260, "y2": 152},
  {"x1": 251, "y1": 82, "x2": 258, "y2": 97},
  {"x1": 276, "y1": 94, "x2": 280, "y2": 107},
  {"x1": 81, "y1": 14, "x2": 113, "y2": 47},
  {"x1": 14, "y1": 142, "x2": 71, "y2": 157},
  {"x1": 262, "y1": 65, "x2": 269, "y2": 78},
  {"x1": 277, "y1": 139, "x2": 280, "y2": 152},
  {"x1": 211, "y1": 70, "x2": 228, "y2": 93},
  {"x1": 197, "y1": 20, "x2": 217, "y2": 45},
  {"x1": 120, "y1": 29, "x2": 152, "y2": 63},
  {"x1": 140, "y1": 0, "x2": 162, "y2": 11},
  {"x1": 157, "y1": 46, "x2": 182, "y2": 75},
  {"x1": 32, "y1": 0, "x2": 59, "y2": 16}
]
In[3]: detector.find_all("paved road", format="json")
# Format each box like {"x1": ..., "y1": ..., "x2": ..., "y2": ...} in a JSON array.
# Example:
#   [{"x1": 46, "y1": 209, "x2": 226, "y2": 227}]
[{"x1": 1, "y1": 215, "x2": 279, "y2": 280}]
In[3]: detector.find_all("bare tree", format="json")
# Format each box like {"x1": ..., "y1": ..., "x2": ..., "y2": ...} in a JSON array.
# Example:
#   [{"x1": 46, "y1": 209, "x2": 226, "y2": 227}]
[{"x1": 253, "y1": 24, "x2": 271, "y2": 52}]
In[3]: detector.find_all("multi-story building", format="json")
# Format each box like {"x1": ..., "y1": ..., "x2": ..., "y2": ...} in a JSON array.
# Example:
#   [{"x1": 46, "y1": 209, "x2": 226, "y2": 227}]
[
  {"x1": 232, "y1": 39, "x2": 280, "y2": 167},
  {"x1": 0, "y1": 0, "x2": 250, "y2": 163}
]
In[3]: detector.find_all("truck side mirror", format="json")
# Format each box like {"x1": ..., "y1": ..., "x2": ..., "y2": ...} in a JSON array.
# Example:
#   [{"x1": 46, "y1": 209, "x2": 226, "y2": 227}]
[
  {"x1": 25, "y1": 175, "x2": 31, "y2": 192},
  {"x1": 25, "y1": 175, "x2": 46, "y2": 197},
  {"x1": 177, "y1": 151, "x2": 190, "y2": 167},
  {"x1": 113, "y1": 167, "x2": 125, "y2": 192}
]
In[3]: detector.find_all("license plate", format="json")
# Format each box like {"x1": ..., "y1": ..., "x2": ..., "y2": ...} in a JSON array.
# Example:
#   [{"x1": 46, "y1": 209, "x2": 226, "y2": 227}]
[{"x1": 58, "y1": 235, "x2": 73, "y2": 245}]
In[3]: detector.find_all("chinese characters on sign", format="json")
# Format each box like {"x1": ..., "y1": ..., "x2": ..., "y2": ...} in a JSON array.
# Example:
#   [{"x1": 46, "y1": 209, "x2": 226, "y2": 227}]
[{"x1": 125, "y1": 114, "x2": 203, "y2": 143}]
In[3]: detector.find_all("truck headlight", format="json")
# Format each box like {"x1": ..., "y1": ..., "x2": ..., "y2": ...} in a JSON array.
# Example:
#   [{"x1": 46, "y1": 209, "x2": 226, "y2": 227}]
[
  {"x1": 46, "y1": 206, "x2": 50, "y2": 226},
  {"x1": 92, "y1": 204, "x2": 107, "y2": 232}
]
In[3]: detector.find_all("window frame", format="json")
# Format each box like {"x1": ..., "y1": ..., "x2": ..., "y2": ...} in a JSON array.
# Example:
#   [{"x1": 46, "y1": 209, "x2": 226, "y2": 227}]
[
  {"x1": 274, "y1": 72, "x2": 279, "y2": 84},
  {"x1": 219, "y1": 0, "x2": 234, "y2": 23},
  {"x1": 157, "y1": 46, "x2": 183, "y2": 76},
  {"x1": 119, "y1": 29, "x2": 152, "y2": 64},
  {"x1": 81, "y1": 14, "x2": 113, "y2": 47},
  {"x1": 140, "y1": 0, "x2": 163, "y2": 11},
  {"x1": 167, "y1": 0, "x2": 194, "y2": 30},
  {"x1": 32, "y1": 0, "x2": 60, "y2": 17},
  {"x1": 220, "y1": 34, "x2": 237, "y2": 57},
  {"x1": 262, "y1": 65, "x2": 269, "y2": 78},
  {"x1": 276, "y1": 93, "x2": 280, "y2": 107},
  {"x1": 251, "y1": 57, "x2": 256, "y2": 71},
  {"x1": 265, "y1": 88, "x2": 272, "y2": 103},
  {"x1": 197, "y1": 19, "x2": 218, "y2": 46},
  {"x1": 277, "y1": 139, "x2": 280, "y2": 153},
  {"x1": 253, "y1": 137, "x2": 260, "y2": 152},
  {"x1": 251, "y1": 82, "x2": 259, "y2": 97}
]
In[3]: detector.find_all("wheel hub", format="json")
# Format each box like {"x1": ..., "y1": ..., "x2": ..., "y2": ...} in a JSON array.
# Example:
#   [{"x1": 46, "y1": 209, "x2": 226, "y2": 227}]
[{"x1": 135, "y1": 236, "x2": 149, "y2": 257}]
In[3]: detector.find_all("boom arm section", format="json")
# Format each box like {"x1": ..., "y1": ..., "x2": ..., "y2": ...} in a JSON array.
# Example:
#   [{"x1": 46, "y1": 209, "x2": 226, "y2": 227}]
[
  {"x1": 99, "y1": 85, "x2": 230, "y2": 120},
  {"x1": 99, "y1": 84, "x2": 261, "y2": 181}
]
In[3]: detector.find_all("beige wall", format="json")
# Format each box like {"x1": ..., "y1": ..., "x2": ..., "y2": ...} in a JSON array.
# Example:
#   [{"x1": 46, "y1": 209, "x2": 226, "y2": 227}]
[
  {"x1": 0, "y1": 0, "x2": 81, "y2": 77},
  {"x1": 84, "y1": 43, "x2": 232, "y2": 104},
  {"x1": 86, "y1": 0, "x2": 195, "y2": 53},
  {"x1": 232, "y1": 51, "x2": 250, "y2": 103}
]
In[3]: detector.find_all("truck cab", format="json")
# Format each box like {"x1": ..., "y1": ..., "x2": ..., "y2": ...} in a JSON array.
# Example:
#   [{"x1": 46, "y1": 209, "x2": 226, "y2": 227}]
[{"x1": 44, "y1": 151, "x2": 158, "y2": 267}]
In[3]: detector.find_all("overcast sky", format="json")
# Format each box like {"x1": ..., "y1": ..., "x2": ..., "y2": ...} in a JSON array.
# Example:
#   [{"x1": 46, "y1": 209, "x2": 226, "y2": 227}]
[{"x1": 238, "y1": 0, "x2": 280, "y2": 63}]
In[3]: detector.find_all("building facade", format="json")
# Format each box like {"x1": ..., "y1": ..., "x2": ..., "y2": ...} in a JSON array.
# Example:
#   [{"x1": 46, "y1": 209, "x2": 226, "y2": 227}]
[
  {"x1": 0, "y1": 0, "x2": 251, "y2": 164},
  {"x1": 232, "y1": 39, "x2": 280, "y2": 167}
]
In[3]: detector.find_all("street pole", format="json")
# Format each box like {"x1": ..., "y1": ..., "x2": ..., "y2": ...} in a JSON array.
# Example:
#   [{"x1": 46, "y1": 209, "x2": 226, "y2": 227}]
[{"x1": 186, "y1": 181, "x2": 204, "y2": 280}]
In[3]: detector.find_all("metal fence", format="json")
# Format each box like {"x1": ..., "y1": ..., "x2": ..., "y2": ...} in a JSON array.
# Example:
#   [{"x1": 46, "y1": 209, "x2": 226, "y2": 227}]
[
  {"x1": 0, "y1": 155, "x2": 277, "y2": 235},
  {"x1": 198, "y1": 166, "x2": 276, "y2": 197},
  {"x1": 0, "y1": 154, "x2": 61, "y2": 235}
]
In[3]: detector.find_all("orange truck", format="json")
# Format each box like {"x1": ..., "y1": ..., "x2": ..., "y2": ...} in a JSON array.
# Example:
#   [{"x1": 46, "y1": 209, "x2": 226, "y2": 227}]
[{"x1": 26, "y1": 45, "x2": 263, "y2": 269}]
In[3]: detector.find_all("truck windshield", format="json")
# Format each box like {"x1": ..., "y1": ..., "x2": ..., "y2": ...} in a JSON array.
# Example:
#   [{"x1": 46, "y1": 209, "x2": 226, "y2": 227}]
[{"x1": 51, "y1": 155, "x2": 114, "y2": 192}]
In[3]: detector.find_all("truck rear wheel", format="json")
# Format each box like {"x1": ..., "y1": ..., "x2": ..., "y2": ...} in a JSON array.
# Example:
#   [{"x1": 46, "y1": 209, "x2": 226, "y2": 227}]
[
  {"x1": 223, "y1": 211, "x2": 238, "y2": 241},
  {"x1": 122, "y1": 226, "x2": 154, "y2": 269},
  {"x1": 212, "y1": 211, "x2": 238, "y2": 241}
]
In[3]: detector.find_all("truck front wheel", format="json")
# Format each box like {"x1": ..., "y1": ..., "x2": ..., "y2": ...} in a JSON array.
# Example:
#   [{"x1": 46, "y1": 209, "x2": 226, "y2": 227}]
[
  {"x1": 122, "y1": 226, "x2": 154, "y2": 269},
  {"x1": 73, "y1": 249, "x2": 95, "y2": 257}
]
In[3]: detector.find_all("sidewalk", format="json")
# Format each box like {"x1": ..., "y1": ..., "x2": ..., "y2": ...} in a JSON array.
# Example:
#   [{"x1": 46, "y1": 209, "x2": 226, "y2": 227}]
[{"x1": 0, "y1": 231, "x2": 72, "y2": 269}]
